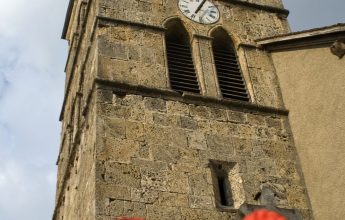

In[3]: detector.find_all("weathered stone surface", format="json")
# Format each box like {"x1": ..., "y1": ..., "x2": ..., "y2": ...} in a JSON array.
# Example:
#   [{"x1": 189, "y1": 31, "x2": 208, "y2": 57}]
[
  {"x1": 97, "y1": 183, "x2": 131, "y2": 201},
  {"x1": 180, "y1": 207, "x2": 238, "y2": 220},
  {"x1": 158, "y1": 192, "x2": 189, "y2": 207},
  {"x1": 188, "y1": 173, "x2": 213, "y2": 196},
  {"x1": 166, "y1": 170, "x2": 190, "y2": 194},
  {"x1": 54, "y1": 0, "x2": 313, "y2": 219},
  {"x1": 99, "y1": 137, "x2": 140, "y2": 163},
  {"x1": 144, "y1": 97, "x2": 166, "y2": 112},
  {"x1": 206, "y1": 134, "x2": 235, "y2": 154},
  {"x1": 123, "y1": 201, "x2": 147, "y2": 218},
  {"x1": 180, "y1": 116, "x2": 198, "y2": 130},
  {"x1": 140, "y1": 164, "x2": 168, "y2": 191},
  {"x1": 189, "y1": 195, "x2": 214, "y2": 209},
  {"x1": 131, "y1": 187, "x2": 160, "y2": 204},
  {"x1": 188, "y1": 132, "x2": 207, "y2": 150},
  {"x1": 167, "y1": 101, "x2": 190, "y2": 115},
  {"x1": 227, "y1": 110, "x2": 247, "y2": 123},
  {"x1": 104, "y1": 162, "x2": 141, "y2": 187},
  {"x1": 146, "y1": 205, "x2": 181, "y2": 220}
]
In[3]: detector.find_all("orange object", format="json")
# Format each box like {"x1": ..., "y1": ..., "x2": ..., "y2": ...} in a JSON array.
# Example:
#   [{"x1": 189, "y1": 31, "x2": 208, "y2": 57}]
[{"x1": 244, "y1": 209, "x2": 286, "y2": 220}]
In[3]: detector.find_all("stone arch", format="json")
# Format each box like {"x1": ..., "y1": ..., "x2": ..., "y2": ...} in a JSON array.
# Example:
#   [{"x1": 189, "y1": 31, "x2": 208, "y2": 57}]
[
  {"x1": 208, "y1": 26, "x2": 240, "y2": 47},
  {"x1": 209, "y1": 26, "x2": 250, "y2": 102},
  {"x1": 163, "y1": 17, "x2": 196, "y2": 44},
  {"x1": 163, "y1": 17, "x2": 200, "y2": 94}
]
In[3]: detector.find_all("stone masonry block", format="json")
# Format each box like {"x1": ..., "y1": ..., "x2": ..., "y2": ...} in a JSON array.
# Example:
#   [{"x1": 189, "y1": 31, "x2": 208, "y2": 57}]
[
  {"x1": 246, "y1": 158, "x2": 278, "y2": 180},
  {"x1": 138, "y1": 65, "x2": 167, "y2": 89},
  {"x1": 140, "y1": 163, "x2": 168, "y2": 191},
  {"x1": 97, "y1": 88, "x2": 113, "y2": 103},
  {"x1": 104, "y1": 162, "x2": 141, "y2": 187},
  {"x1": 123, "y1": 201, "x2": 147, "y2": 218},
  {"x1": 96, "y1": 183, "x2": 131, "y2": 201},
  {"x1": 131, "y1": 187, "x2": 159, "y2": 204},
  {"x1": 180, "y1": 207, "x2": 238, "y2": 220},
  {"x1": 103, "y1": 118, "x2": 126, "y2": 139},
  {"x1": 166, "y1": 170, "x2": 190, "y2": 194},
  {"x1": 113, "y1": 94, "x2": 143, "y2": 107},
  {"x1": 252, "y1": 139, "x2": 293, "y2": 160},
  {"x1": 247, "y1": 113, "x2": 266, "y2": 126},
  {"x1": 146, "y1": 205, "x2": 181, "y2": 220},
  {"x1": 209, "y1": 121, "x2": 239, "y2": 136},
  {"x1": 99, "y1": 38, "x2": 128, "y2": 60},
  {"x1": 99, "y1": 137, "x2": 140, "y2": 163},
  {"x1": 98, "y1": 103, "x2": 131, "y2": 119},
  {"x1": 144, "y1": 124, "x2": 170, "y2": 146},
  {"x1": 188, "y1": 132, "x2": 207, "y2": 150},
  {"x1": 189, "y1": 195, "x2": 214, "y2": 209},
  {"x1": 108, "y1": 199, "x2": 124, "y2": 217},
  {"x1": 158, "y1": 192, "x2": 189, "y2": 208},
  {"x1": 286, "y1": 185, "x2": 309, "y2": 209},
  {"x1": 232, "y1": 137, "x2": 253, "y2": 157},
  {"x1": 188, "y1": 173, "x2": 213, "y2": 196},
  {"x1": 151, "y1": 143, "x2": 179, "y2": 164},
  {"x1": 166, "y1": 101, "x2": 190, "y2": 116},
  {"x1": 180, "y1": 116, "x2": 198, "y2": 130},
  {"x1": 266, "y1": 116, "x2": 282, "y2": 130},
  {"x1": 152, "y1": 112, "x2": 180, "y2": 127},
  {"x1": 206, "y1": 134, "x2": 235, "y2": 154},
  {"x1": 144, "y1": 97, "x2": 166, "y2": 112},
  {"x1": 125, "y1": 120, "x2": 145, "y2": 142},
  {"x1": 177, "y1": 146, "x2": 200, "y2": 166},
  {"x1": 208, "y1": 107, "x2": 227, "y2": 121},
  {"x1": 189, "y1": 105, "x2": 210, "y2": 119}
]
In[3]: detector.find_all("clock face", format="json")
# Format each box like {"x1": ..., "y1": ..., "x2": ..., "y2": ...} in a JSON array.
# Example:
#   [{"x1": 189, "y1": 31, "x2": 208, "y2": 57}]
[{"x1": 178, "y1": 0, "x2": 220, "y2": 24}]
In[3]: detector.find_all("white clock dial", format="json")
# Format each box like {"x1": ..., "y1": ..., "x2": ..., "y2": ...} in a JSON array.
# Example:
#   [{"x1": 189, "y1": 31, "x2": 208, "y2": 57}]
[{"x1": 178, "y1": 0, "x2": 220, "y2": 24}]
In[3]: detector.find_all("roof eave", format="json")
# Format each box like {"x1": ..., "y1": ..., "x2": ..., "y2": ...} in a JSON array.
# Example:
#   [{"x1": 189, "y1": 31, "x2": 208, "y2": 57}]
[{"x1": 257, "y1": 23, "x2": 345, "y2": 46}]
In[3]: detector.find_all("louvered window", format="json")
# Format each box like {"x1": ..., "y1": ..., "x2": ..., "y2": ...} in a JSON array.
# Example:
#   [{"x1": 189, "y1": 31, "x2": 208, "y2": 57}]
[
  {"x1": 165, "y1": 20, "x2": 200, "y2": 94},
  {"x1": 212, "y1": 29, "x2": 249, "y2": 102}
]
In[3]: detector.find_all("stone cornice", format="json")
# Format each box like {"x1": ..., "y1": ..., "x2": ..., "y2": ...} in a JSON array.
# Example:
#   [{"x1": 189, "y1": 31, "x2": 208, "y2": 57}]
[
  {"x1": 97, "y1": 16, "x2": 166, "y2": 32},
  {"x1": 257, "y1": 23, "x2": 345, "y2": 51},
  {"x1": 94, "y1": 78, "x2": 289, "y2": 116}
]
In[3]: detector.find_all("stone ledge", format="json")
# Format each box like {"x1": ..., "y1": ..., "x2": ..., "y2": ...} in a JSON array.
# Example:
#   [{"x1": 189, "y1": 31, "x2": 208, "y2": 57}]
[
  {"x1": 97, "y1": 16, "x2": 166, "y2": 32},
  {"x1": 95, "y1": 78, "x2": 289, "y2": 116}
]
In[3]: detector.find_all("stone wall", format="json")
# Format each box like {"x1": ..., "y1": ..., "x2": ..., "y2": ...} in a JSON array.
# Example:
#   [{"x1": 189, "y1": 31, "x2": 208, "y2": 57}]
[
  {"x1": 54, "y1": 0, "x2": 314, "y2": 219},
  {"x1": 96, "y1": 4, "x2": 288, "y2": 108},
  {"x1": 94, "y1": 85, "x2": 313, "y2": 219},
  {"x1": 54, "y1": 0, "x2": 99, "y2": 218}
]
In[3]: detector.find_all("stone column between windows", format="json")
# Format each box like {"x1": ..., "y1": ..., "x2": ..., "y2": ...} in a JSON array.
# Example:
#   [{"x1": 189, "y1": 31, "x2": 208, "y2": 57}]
[{"x1": 192, "y1": 34, "x2": 221, "y2": 99}]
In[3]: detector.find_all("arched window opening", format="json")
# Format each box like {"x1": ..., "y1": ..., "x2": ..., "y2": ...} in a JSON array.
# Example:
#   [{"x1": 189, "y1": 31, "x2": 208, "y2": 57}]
[
  {"x1": 165, "y1": 20, "x2": 200, "y2": 94},
  {"x1": 211, "y1": 29, "x2": 249, "y2": 102}
]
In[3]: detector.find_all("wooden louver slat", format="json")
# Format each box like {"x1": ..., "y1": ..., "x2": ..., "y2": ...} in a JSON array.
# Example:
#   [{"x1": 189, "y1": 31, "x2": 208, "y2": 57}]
[
  {"x1": 213, "y1": 48, "x2": 249, "y2": 102},
  {"x1": 166, "y1": 42, "x2": 200, "y2": 94}
]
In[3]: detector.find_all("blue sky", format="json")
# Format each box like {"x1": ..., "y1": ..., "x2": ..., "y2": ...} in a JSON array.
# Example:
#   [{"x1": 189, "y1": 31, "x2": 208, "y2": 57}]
[{"x1": 0, "y1": 0, "x2": 344, "y2": 219}]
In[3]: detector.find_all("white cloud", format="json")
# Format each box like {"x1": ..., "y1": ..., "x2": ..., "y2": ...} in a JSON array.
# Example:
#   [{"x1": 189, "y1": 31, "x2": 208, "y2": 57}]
[{"x1": 0, "y1": 0, "x2": 69, "y2": 219}]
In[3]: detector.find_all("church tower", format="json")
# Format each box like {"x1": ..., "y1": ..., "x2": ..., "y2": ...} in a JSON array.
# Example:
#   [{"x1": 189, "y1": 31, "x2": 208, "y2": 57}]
[{"x1": 54, "y1": 0, "x2": 313, "y2": 219}]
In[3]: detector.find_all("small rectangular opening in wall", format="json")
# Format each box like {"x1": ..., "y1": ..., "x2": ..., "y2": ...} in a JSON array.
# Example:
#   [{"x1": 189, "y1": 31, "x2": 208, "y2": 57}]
[
  {"x1": 210, "y1": 160, "x2": 245, "y2": 210},
  {"x1": 218, "y1": 176, "x2": 232, "y2": 206}
]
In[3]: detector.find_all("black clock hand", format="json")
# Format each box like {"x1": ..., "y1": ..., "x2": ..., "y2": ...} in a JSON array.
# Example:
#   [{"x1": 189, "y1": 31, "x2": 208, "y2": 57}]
[{"x1": 195, "y1": 0, "x2": 207, "y2": 14}]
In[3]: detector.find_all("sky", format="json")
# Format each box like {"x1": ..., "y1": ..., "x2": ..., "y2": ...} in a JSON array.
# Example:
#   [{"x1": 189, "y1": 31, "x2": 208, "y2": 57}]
[{"x1": 0, "y1": 0, "x2": 344, "y2": 219}]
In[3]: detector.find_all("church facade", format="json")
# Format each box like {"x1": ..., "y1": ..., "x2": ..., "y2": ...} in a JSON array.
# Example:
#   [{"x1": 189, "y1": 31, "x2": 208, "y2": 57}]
[{"x1": 54, "y1": 0, "x2": 314, "y2": 219}]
